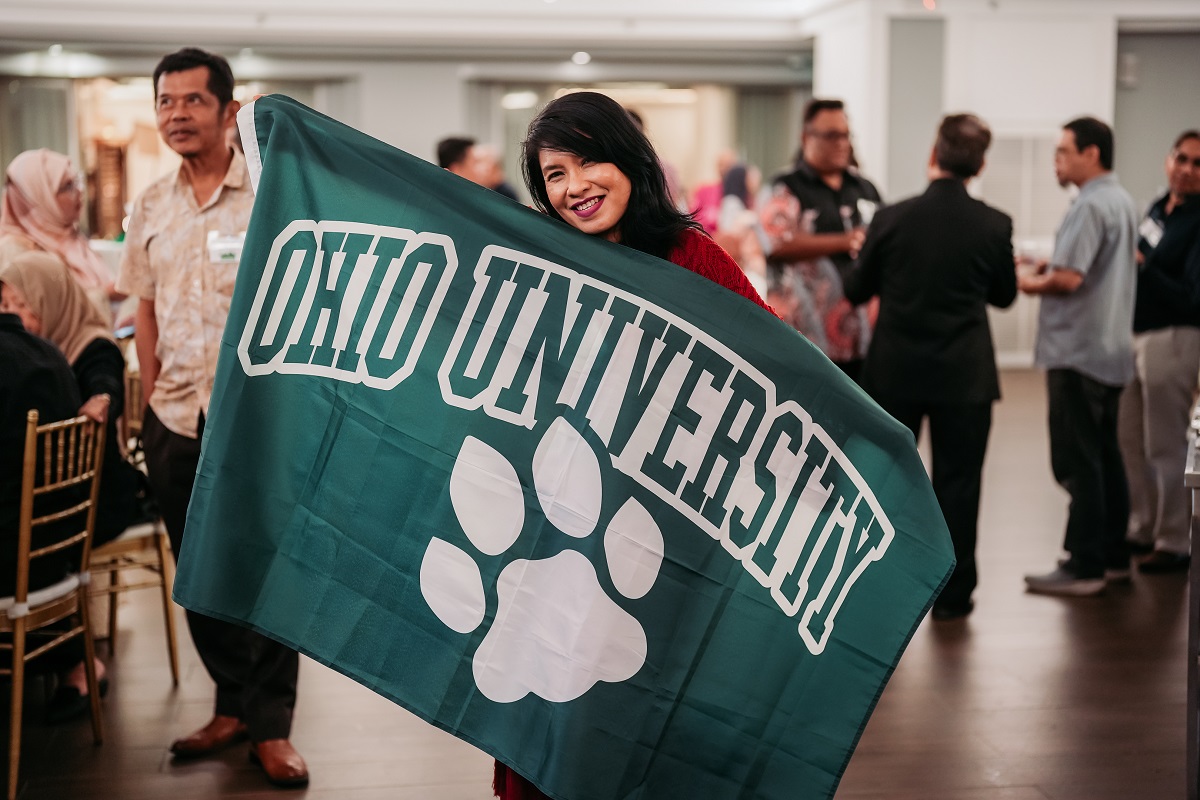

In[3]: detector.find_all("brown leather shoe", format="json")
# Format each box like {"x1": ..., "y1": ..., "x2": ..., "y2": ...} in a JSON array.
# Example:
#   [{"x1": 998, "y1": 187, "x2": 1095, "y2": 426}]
[
  {"x1": 249, "y1": 739, "x2": 310, "y2": 788},
  {"x1": 170, "y1": 715, "x2": 248, "y2": 759}
]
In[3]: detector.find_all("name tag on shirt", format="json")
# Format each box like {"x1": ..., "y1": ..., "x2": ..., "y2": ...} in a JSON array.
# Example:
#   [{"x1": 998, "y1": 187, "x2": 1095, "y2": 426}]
[
  {"x1": 207, "y1": 231, "x2": 245, "y2": 265},
  {"x1": 857, "y1": 199, "x2": 878, "y2": 226},
  {"x1": 1138, "y1": 216, "x2": 1164, "y2": 249}
]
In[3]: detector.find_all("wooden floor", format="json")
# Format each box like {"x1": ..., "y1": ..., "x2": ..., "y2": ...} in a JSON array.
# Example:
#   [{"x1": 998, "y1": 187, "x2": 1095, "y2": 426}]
[{"x1": 4, "y1": 369, "x2": 1188, "y2": 799}]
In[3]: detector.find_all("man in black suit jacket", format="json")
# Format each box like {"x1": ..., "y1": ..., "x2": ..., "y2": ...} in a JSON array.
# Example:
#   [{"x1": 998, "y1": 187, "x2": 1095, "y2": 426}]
[{"x1": 845, "y1": 113, "x2": 1017, "y2": 620}]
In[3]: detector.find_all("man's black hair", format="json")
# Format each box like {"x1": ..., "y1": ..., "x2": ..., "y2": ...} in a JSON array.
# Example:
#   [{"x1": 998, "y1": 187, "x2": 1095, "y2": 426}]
[
  {"x1": 437, "y1": 137, "x2": 476, "y2": 169},
  {"x1": 935, "y1": 113, "x2": 992, "y2": 179},
  {"x1": 152, "y1": 47, "x2": 235, "y2": 108},
  {"x1": 802, "y1": 98, "x2": 845, "y2": 128},
  {"x1": 1063, "y1": 117, "x2": 1115, "y2": 171},
  {"x1": 1173, "y1": 130, "x2": 1200, "y2": 150}
]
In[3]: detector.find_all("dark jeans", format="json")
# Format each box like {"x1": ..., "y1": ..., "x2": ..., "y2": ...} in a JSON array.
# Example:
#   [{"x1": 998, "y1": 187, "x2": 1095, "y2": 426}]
[
  {"x1": 1046, "y1": 369, "x2": 1130, "y2": 578},
  {"x1": 142, "y1": 407, "x2": 298, "y2": 741},
  {"x1": 880, "y1": 399, "x2": 992, "y2": 610}
]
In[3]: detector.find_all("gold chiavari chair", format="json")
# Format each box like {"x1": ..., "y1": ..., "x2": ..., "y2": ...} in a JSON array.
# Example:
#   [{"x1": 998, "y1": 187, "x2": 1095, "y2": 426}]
[
  {"x1": 2, "y1": 412, "x2": 105, "y2": 800},
  {"x1": 88, "y1": 369, "x2": 179, "y2": 684}
]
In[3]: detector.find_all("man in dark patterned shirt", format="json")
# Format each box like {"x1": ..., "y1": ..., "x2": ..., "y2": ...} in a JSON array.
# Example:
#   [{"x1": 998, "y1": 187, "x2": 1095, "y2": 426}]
[{"x1": 761, "y1": 98, "x2": 882, "y2": 382}]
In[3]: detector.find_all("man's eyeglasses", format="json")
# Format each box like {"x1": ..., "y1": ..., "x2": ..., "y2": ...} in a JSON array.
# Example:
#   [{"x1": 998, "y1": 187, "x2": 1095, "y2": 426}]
[
  {"x1": 808, "y1": 130, "x2": 851, "y2": 143},
  {"x1": 1172, "y1": 152, "x2": 1200, "y2": 169}
]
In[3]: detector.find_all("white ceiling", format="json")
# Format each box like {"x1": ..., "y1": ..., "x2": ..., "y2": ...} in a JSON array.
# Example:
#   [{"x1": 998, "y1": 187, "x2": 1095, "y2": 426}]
[
  {"x1": 0, "y1": 0, "x2": 834, "y2": 58},
  {"x1": 5, "y1": 0, "x2": 1197, "y2": 75}
]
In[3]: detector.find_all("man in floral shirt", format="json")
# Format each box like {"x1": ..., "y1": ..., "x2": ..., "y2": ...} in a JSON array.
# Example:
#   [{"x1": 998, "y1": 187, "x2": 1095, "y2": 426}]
[{"x1": 761, "y1": 99, "x2": 882, "y2": 381}]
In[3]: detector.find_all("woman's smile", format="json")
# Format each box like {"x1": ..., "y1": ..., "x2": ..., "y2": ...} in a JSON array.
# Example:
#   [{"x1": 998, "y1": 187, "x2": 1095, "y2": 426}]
[
  {"x1": 570, "y1": 196, "x2": 604, "y2": 217},
  {"x1": 538, "y1": 149, "x2": 631, "y2": 243}
]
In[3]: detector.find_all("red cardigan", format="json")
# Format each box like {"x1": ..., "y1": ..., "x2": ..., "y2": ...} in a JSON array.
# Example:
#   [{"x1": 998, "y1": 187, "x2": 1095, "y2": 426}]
[{"x1": 666, "y1": 228, "x2": 773, "y2": 313}]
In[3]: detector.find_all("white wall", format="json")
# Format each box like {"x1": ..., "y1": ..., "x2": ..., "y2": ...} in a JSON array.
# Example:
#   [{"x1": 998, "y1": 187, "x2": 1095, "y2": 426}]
[
  {"x1": 886, "y1": 17, "x2": 944, "y2": 201},
  {"x1": 944, "y1": 12, "x2": 1117, "y2": 135},
  {"x1": 347, "y1": 62, "x2": 468, "y2": 161},
  {"x1": 801, "y1": 0, "x2": 890, "y2": 186}
]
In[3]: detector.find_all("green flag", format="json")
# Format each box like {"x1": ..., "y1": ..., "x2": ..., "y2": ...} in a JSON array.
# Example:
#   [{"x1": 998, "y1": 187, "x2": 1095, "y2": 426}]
[{"x1": 175, "y1": 95, "x2": 953, "y2": 800}]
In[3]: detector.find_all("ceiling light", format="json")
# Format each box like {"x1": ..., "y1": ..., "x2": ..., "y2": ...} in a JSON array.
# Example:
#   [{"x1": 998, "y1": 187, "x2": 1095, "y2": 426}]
[
  {"x1": 501, "y1": 91, "x2": 539, "y2": 110},
  {"x1": 571, "y1": 51, "x2": 591, "y2": 66}
]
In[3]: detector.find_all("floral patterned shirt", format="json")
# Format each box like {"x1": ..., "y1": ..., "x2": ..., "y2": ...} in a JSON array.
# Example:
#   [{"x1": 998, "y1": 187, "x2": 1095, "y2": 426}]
[
  {"x1": 760, "y1": 164, "x2": 881, "y2": 366},
  {"x1": 116, "y1": 152, "x2": 253, "y2": 438}
]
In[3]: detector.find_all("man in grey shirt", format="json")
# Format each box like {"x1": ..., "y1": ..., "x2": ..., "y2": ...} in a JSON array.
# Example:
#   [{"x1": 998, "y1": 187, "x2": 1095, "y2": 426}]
[{"x1": 1020, "y1": 116, "x2": 1138, "y2": 596}]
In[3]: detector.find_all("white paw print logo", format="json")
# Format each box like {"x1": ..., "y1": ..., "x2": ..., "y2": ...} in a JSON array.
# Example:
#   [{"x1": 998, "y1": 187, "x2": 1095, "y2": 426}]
[{"x1": 419, "y1": 418, "x2": 664, "y2": 704}]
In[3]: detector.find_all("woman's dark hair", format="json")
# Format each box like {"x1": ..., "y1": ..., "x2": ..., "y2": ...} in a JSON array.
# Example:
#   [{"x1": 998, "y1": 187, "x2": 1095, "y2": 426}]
[{"x1": 521, "y1": 91, "x2": 698, "y2": 260}]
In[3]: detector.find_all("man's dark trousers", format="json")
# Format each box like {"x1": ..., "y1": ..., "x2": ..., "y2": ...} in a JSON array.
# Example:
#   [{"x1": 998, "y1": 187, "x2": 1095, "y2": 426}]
[
  {"x1": 881, "y1": 400, "x2": 991, "y2": 610},
  {"x1": 1046, "y1": 368, "x2": 1131, "y2": 578},
  {"x1": 142, "y1": 407, "x2": 298, "y2": 741}
]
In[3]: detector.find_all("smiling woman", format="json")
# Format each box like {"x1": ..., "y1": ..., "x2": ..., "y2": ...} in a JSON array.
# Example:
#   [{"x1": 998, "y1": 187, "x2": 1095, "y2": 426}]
[
  {"x1": 495, "y1": 89, "x2": 774, "y2": 800},
  {"x1": 520, "y1": 91, "x2": 772, "y2": 312},
  {"x1": 521, "y1": 91, "x2": 705, "y2": 261},
  {"x1": 536, "y1": 149, "x2": 631, "y2": 242}
]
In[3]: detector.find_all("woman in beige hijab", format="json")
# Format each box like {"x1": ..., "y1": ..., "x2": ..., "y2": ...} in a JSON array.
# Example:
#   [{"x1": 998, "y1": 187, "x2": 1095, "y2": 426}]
[
  {"x1": 0, "y1": 149, "x2": 119, "y2": 315},
  {"x1": 0, "y1": 251, "x2": 152, "y2": 720},
  {"x1": 0, "y1": 251, "x2": 144, "y2": 534}
]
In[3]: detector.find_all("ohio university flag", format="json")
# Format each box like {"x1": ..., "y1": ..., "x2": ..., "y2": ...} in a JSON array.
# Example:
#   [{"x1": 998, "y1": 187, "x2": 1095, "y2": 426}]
[{"x1": 174, "y1": 96, "x2": 953, "y2": 800}]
